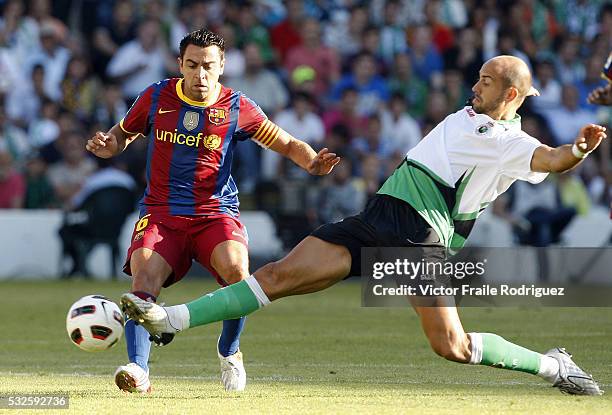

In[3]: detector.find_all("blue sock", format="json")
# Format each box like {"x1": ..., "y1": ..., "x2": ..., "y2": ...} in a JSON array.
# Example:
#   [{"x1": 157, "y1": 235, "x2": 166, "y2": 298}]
[
  {"x1": 124, "y1": 291, "x2": 155, "y2": 372},
  {"x1": 218, "y1": 317, "x2": 246, "y2": 357},
  {"x1": 125, "y1": 319, "x2": 151, "y2": 372}
]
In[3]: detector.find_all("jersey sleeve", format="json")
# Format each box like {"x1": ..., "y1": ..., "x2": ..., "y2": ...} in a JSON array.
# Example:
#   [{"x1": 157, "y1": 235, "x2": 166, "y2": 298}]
[
  {"x1": 119, "y1": 86, "x2": 154, "y2": 136},
  {"x1": 499, "y1": 133, "x2": 549, "y2": 184},
  {"x1": 235, "y1": 94, "x2": 280, "y2": 148}
]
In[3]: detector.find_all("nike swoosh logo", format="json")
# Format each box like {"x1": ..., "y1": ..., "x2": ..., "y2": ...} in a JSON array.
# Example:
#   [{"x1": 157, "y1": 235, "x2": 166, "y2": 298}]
[
  {"x1": 158, "y1": 108, "x2": 176, "y2": 114},
  {"x1": 231, "y1": 230, "x2": 245, "y2": 239}
]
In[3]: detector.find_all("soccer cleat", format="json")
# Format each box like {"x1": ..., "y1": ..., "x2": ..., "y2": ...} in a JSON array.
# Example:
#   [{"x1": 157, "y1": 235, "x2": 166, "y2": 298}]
[
  {"x1": 120, "y1": 293, "x2": 178, "y2": 346},
  {"x1": 218, "y1": 346, "x2": 247, "y2": 392},
  {"x1": 114, "y1": 363, "x2": 151, "y2": 393},
  {"x1": 546, "y1": 348, "x2": 604, "y2": 396}
]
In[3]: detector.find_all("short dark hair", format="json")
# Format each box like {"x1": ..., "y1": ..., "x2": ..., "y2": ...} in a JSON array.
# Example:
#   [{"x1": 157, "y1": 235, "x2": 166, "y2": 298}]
[{"x1": 179, "y1": 28, "x2": 225, "y2": 59}]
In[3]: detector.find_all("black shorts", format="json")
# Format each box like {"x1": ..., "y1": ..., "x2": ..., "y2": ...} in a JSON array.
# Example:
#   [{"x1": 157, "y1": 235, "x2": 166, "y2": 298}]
[{"x1": 311, "y1": 194, "x2": 445, "y2": 277}]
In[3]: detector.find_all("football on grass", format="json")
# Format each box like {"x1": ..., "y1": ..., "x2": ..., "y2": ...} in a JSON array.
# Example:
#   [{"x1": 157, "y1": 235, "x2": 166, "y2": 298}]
[{"x1": 66, "y1": 295, "x2": 124, "y2": 352}]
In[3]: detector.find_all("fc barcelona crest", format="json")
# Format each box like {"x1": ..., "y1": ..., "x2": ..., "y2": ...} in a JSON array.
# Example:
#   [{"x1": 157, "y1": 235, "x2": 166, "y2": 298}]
[
  {"x1": 183, "y1": 111, "x2": 199, "y2": 131},
  {"x1": 209, "y1": 108, "x2": 226, "y2": 125}
]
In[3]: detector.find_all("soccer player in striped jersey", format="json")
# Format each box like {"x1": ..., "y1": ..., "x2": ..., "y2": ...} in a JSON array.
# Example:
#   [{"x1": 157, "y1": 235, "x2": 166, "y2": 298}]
[
  {"x1": 86, "y1": 28, "x2": 339, "y2": 393},
  {"x1": 121, "y1": 56, "x2": 607, "y2": 395}
]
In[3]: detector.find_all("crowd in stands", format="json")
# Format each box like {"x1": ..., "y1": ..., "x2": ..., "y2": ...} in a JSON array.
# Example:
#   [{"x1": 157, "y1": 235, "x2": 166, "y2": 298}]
[{"x1": 0, "y1": 0, "x2": 610, "y2": 249}]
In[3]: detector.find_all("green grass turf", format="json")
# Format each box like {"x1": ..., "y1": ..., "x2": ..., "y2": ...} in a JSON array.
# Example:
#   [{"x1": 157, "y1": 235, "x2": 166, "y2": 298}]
[{"x1": 0, "y1": 279, "x2": 611, "y2": 414}]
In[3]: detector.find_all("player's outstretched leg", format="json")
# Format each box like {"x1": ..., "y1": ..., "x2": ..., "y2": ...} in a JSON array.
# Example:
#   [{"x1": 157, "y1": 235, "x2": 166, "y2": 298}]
[
  {"x1": 414, "y1": 303, "x2": 603, "y2": 396},
  {"x1": 121, "y1": 236, "x2": 351, "y2": 336}
]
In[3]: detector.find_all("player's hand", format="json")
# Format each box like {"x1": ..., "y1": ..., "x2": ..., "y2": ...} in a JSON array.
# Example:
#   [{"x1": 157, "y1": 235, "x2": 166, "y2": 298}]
[
  {"x1": 86, "y1": 131, "x2": 118, "y2": 159},
  {"x1": 307, "y1": 148, "x2": 341, "y2": 175},
  {"x1": 587, "y1": 84, "x2": 612, "y2": 106},
  {"x1": 575, "y1": 124, "x2": 607, "y2": 154}
]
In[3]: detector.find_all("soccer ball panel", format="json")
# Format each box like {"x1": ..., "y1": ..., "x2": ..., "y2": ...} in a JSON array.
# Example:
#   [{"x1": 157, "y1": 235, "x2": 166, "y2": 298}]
[{"x1": 66, "y1": 295, "x2": 124, "y2": 352}]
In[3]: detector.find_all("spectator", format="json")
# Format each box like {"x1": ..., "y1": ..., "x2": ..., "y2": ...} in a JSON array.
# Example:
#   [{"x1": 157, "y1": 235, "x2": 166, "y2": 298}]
[
  {"x1": 422, "y1": 90, "x2": 449, "y2": 134},
  {"x1": 264, "y1": 92, "x2": 325, "y2": 180},
  {"x1": 554, "y1": 35, "x2": 585, "y2": 85},
  {"x1": 351, "y1": 115, "x2": 394, "y2": 169},
  {"x1": 379, "y1": 93, "x2": 421, "y2": 155},
  {"x1": 226, "y1": 43, "x2": 289, "y2": 116},
  {"x1": 405, "y1": 24, "x2": 444, "y2": 85},
  {"x1": 0, "y1": 0, "x2": 40, "y2": 68},
  {"x1": 217, "y1": 24, "x2": 245, "y2": 81},
  {"x1": 313, "y1": 159, "x2": 366, "y2": 225},
  {"x1": 5, "y1": 63, "x2": 47, "y2": 126},
  {"x1": 270, "y1": 0, "x2": 304, "y2": 64},
  {"x1": 324, "y1": 5, "x2": 368, "y2": 58},
  {"x1": 386, "y1": 53, "x2": 428, "y2": 120},
  {"x1": 444, "y1": 68, "x2": 470, "y2": 111},
  {"x1": 0, "y1": 146, "x2": 25, "y2": 208},
  {"x1": 511, "y1": 178, "x2": 576, "y2": 247},
  {"x1": 531, "y1": 58, "x2": 562, "y2": 114},
  {"x1": 47, "y1": 131, "x2": 96, "y2": 207},
  {"x1": 322, "y1": 88, "x2": 367, "y2": 139},
  {"x1": 23, "y1": 152, "x2": 55, "y2": 209},
  {"x1": 60, "y1": 55, "x2": 100, "y2": 121},
  {"x1": 285, "y1": 18, "x2": 340, "y2": 96},
  {"x1": 330, "y1": 52, "x2": 389, "y2": 116},
  {"x1": 424, "y1": 0, "x2": 455, "y2": 54},
  {"x1": 0, "y1": 102, "x2": 29, "y2": 166},
  {"x1": 360, "y1": 153, "x2": 384, "y2": 198},
  {"x1": 27, "y1": 98, "x2": 60, "y2": 149},
  {"x1": 543, "y1": 85, "x2": 597, "y2": 145},
  {"x1": 443, "y1": 27, "x2": 484, "y2": 90},
  {"x1": 379, "y1": 0, "x2": 407, "y2": 64},
  {"x1": 92, "y1": 1, "x2": 136, "y2": 78},
  {"x1": 92, "y1": 82, "x2": 127, "y2": 131},
  {"x1": 106, "y1": 20, "x2": 173, "y2": 101},
  {"x1": 486, "y1": 28, "x2": 531, "y2": 68},
  {"x1": 234, "y1": 2, "x2": 274, "y2": 64},
  {"x1": 25, "y1": 21, "x2": 71, "y2": 101},
  {"x1": 574, "y1": 56, "x2": 608, "y2": 112}
]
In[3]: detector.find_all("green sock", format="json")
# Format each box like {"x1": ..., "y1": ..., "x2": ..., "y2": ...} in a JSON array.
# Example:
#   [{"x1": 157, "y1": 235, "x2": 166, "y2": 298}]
[
  {"x1": 470, "y1": 333, "x2": 541, "y2": 375},
  {"x1": 186, "y1": 280, "x2": 261, "y2": 328}
]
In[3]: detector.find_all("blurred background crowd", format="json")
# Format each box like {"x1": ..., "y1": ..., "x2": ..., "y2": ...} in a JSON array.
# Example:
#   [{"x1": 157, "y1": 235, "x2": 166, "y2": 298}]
[{"x1": 0, "y1": 0, "x2": 611, "y2": 254}]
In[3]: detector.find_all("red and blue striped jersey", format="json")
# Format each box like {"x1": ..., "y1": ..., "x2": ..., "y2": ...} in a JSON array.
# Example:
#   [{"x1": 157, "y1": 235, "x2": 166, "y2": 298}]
[{"x1": 120, "y1": 78, "x2": 280, "y2": 217}]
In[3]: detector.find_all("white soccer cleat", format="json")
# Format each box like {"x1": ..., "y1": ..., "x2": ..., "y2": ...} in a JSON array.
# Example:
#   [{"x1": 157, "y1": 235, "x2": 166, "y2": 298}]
[
  {"x1": 546, "y1": 347, "x2": 604, "y2": 396},
  {"x1": 120, "y1": 293, "x2": 179, "y2": 346},
  {"x1": 114, "y1": 363, "x2": 151, "y2": 393},
  {"x1": 218, "y1": 346, "x2": 247, "y2": 392}
]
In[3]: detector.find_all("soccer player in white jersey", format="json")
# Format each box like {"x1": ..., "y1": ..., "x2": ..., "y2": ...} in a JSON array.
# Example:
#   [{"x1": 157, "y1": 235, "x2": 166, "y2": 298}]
[{"x1": 121, "y1": 56, "x2": 606, "y2": 395}]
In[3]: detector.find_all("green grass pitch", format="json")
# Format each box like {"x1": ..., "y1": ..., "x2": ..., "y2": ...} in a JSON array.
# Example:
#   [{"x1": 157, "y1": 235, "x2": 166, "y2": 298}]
[{"x1": 1, "y1": 279, "x2": 611, "y2": 414}]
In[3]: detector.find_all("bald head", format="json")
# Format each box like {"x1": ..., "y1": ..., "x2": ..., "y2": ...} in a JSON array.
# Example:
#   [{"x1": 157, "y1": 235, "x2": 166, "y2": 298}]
[{"x1": 483, "y1": 55, "x2": 534, "y2": 98}]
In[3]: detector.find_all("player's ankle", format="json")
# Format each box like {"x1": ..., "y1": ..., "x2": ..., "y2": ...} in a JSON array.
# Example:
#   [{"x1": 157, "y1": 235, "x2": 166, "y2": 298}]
[{"x1": 166, "y1": 304, "x2": 190, "y2": 331}]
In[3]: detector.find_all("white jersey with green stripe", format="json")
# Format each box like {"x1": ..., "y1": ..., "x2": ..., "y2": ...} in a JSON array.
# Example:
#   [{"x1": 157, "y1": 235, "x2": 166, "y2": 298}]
[{"x1": 378, "y1": 106, "x2": 548, "y2": 252}]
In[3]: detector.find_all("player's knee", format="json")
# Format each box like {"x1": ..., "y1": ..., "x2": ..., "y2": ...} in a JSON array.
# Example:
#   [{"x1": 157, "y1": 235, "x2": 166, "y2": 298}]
[
  {"x1": 428, "y1": 331, "x2": 470, "y2": 363},
  {"x1": 131, "y1": 268, "x2": 166, "y2": 294},
  {"x1": 255, "y1": 261, "x2": 290, "y2": 298},
  {"x1": 216, "y1": 262, "x2": 249, "y2": 284}
]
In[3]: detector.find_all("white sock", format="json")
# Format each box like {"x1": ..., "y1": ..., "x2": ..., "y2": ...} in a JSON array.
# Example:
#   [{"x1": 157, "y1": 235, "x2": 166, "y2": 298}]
[
  {"x1": 165, "y1": 304, "x2": 190, "y2": 331},
  {"x1": 245, "y1": 275, "x2": 271, "y2": 307},
  {"x1": 468, "y1": 332, "x2": 483, "y2": 364},
  {"x1": 537, "y1": 355, "x2": 560, "y2": 383}
]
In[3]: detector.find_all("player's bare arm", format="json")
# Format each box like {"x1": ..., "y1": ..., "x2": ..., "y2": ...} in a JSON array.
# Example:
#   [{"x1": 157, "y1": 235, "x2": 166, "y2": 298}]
[
  {"x1": 269, "y1": 129, "x2": 341, "y2": 175},
  {"x1": 85, "y1": 124, "x2": 140, "y2": 159},
  {"x1": 530, "y1": 124, "x2": 607, "y2": 173}
]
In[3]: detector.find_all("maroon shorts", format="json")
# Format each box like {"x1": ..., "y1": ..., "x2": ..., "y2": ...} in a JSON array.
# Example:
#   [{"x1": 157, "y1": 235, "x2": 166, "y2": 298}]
[{"x1": 123, "y1": 213, "x2": 248, "y2": 287}]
